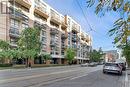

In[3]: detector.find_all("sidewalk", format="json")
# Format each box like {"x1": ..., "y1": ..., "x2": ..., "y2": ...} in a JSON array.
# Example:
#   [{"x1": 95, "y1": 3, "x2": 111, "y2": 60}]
[
  {"x1": 0, "y1": 65, "x2": 80, "y2": 72},
  {"x1": 127, "y1": 69, "x2": 130, "y2": 87},
  {"x1": 124, "y1": 68, "x2": 130, "y2": 87}
]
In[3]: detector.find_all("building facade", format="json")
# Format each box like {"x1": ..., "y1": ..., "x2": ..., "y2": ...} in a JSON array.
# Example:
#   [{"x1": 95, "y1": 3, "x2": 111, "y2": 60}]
[
  {"x1": 104, "y1": 50, "x2": 119, "y2": 62},
  {"x1": 0, "y1": 0, "x2": 92, "y2": 64}
]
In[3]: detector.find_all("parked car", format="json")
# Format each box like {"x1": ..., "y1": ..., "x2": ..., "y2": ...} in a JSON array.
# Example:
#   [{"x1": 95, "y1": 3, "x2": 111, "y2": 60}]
[
  {"x1": 115, "y1": 59, "x2": 126, "y2": 71},
  {"x1": 81, "y1": 63, "x2": 89, "y2": 67},
  {"x1": 88, "y1": 62, "x2": 97, "y2": 67},
  {"x1": 103, "y1": 62, "x2": 122, "y2": 75}
]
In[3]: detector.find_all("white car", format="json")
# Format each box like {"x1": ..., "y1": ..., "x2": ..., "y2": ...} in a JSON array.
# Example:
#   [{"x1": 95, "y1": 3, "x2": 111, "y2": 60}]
[
  {"x1": 103, "y1": 62, "x2": 122, "y2": 75},
  {"x1": 81, "y1": 63, "x2": 89, "y2": 67}
]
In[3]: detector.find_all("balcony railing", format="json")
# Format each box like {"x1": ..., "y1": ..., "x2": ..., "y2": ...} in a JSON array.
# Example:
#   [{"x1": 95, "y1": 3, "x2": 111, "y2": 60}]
[
  {"x1": 72, "y1": 24, "x2": 80, "y2": 33},
  {"x1": 50, "y1": 12, "x2": 61, "y2": 24},
  {"x1": 9, "y1": 0, "x2": 31, "y2": 9},
  {"x1": 34, "y1": 5, "x2": 49, "y2": 18},
  {"x1": 9, "y1": 27, "x2": 20, "y2": 38},
  {"x1": 50, "y1": 28, "x2": 59, "y2": 35},
  {"x1": 72, "y1": 37, "x2": 77, "y2": 42},
  {"x1": 61, "y1": 44, "x2": 67, "y2": 49},
  {"x1": 9, "y1": 7, "x2": 29, "y2": 20},
  {"x1": 50, "y1": 40, "x2": 59, "y2": 47},
  {"x1": 61, "y1": 34, "x2": 68, "y2": 39}
]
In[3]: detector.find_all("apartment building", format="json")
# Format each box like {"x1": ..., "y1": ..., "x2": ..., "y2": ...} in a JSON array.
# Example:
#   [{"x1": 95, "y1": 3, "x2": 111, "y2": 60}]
[{"x1": 0, "y1": 0, "x2": 92, "y2": 64}]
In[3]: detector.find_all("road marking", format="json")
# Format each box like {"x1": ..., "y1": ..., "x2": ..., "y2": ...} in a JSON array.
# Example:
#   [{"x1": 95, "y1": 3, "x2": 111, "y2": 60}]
[
  {"x1": 70, "y1": 74, "x2": 88, "y2": 80},
  {"x1": 0, "y1": 69, "x2": 82, "y2": 84},
  {"x1": 124, "y1": 71, "x2": 129, "y2": 87},
  {"x1": 28, "y1": 76, "x2": 74, "y2": 87}
]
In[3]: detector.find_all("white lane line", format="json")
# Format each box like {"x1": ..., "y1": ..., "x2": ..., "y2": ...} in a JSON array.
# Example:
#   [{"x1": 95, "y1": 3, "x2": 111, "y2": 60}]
[
  {"x1": 124, "y1": 71, "x2": 129, "y2": 87},
  {"x1": 70, "y1": 74, "x2": 88, "y2": 80},
  {"x1": 29, "y1": 76, "x2": 74, "y2": 87},
  {"x1": 0, "y1": 69, "x2": 81, "y2": 84}
]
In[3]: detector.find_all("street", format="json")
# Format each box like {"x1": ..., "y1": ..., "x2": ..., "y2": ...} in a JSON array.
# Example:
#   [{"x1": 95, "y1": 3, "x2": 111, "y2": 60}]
[{"x1": 0, "y1": 65, "x2": 127, "y2": 87}]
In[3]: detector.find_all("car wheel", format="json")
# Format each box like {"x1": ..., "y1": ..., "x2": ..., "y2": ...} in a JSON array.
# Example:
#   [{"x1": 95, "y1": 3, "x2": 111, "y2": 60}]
[
  {"x1": 119, "y1": 71, "x2": 122, "y2": 75},
  {"x1": 103, "y1": 70, "x2": 106, "y2": 74}
]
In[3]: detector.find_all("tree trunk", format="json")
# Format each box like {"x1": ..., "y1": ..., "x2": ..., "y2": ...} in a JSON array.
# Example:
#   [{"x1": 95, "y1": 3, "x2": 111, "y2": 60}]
[{"x1": 127, "y1": 59, "x2": 130, "y2": 68}]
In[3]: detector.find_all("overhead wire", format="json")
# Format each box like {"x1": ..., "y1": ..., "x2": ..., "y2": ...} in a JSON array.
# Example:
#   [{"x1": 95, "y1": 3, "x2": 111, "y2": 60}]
[{"x1": 75, "y1": 0, "x2": 115, "y2": 48}]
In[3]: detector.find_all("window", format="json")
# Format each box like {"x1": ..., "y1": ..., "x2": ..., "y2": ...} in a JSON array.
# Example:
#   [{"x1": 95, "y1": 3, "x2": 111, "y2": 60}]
[
  {"x1": 10, "y1": 19, "x2": 19, "y2": 29},
  {"x1": 42, "y1": 44, "x2": 46, "y2": 49},
  {"x1": 41, "y1": 37, "x2": 46, "y2": 43},
  {"x1": 50, "y1": 51, "x2": 54, "y2": 55},
  {"x1": 42, "y1": 30, "x2": 46, "y2": 36},
  {"x1": 10, "y1": 38, "x2": 17, "y2": 44},
  {"x1": 22, "y1": 23, "x2": 28, "y2": 30}
]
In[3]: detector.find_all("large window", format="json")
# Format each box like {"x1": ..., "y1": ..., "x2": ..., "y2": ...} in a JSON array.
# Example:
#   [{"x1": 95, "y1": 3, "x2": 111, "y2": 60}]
[
  {"x1": 42, "y1": 30, "x2": 46, "y2": 36},
  {"x1": 10, "y1": 19, "x2": 19, "y2": 29}
]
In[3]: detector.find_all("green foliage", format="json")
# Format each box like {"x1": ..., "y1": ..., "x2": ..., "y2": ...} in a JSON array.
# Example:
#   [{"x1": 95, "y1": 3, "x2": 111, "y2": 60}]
[
  {"x1": 118, "y1": 41, "x2": 130, "y2": 67},
  {"x1": 18, "y1": 27, "x2": 42, "y2": 60},
  {"x1": 0, "y1": 40, "x2": 9, "y2": 50},
  {"x1": 86, "y1": 0, "x2": 130, "y2": 64},
  {"x1": 18, "y1": 27, "x2": 41, "y2": 52},
  {"x1": 65, "y1": 48, "x2": 76, "y2": 64},
  {"x1": 86, "y1": 0, "x2": 130, "y2": 45},
  {"x1": 0, "y1": 64, "x2": 12, "y2": 67},
  {"x1": 40, "y1": 53, "x2": 51, "y2": 61},
  {"x1": 90, "y1": 49, "x2": 103, "y2": 62}
]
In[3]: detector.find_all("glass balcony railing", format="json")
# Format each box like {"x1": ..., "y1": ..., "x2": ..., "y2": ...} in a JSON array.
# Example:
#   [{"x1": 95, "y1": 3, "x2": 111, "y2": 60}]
[
  {"x1": 72, "y1": 24, "x2": 80, "y2": 33},
  {"x1": 50, "y1": 11, "x2": 61, "y2": 24},
  {"x1": 9, "y1": 27, "x2": 20, "y2": 37},
  {"x1": 9, "y1": 0, "x2": 31, "y2": 9},
  {"x1": 34, "y1": 3, "x2": 49, "y2": 18},
  {"x1": 61, "y1": 34, "x2": 68, "y2": 39},
  {"x1": 50, "y1": 28, "x2": 59, "y2": 35}
]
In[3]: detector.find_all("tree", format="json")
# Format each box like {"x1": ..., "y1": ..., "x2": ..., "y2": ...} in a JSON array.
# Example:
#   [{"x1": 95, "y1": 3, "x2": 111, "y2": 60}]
[
  {"x1": 117, "y1": 41, "x2": 130, "y2": 67},
  {"x1": 90, "y1": 49, "x2": 103, "y2": 62},
  {"x1": 65, "y1": 48, "x2": 76, "y2": 64},
  {"x1": 40, "y1": 53, "x2": 51, "y2": 64},
  {"x1": 18, "y1": 27, "x2": 41, "y2": 66},
  {"x1": 86, "y1": 0, "x2": 129, "y2": 45},
  {"x1": 86, "y1": 0, "x2": 130, "y2": 65},
  {"x1": 0, "y1": 40, "x2": 9, "y2": 50}
]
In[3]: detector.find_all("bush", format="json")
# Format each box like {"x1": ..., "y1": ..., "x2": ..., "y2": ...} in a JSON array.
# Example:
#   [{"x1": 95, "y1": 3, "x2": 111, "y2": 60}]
[{"x1": 0, "y1": 64, "x2": 13, "y2": 67}]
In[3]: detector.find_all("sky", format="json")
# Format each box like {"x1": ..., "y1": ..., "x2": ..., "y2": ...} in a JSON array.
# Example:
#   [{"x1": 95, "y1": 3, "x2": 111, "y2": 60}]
[{"x1": 44, "y1": 0, "x2": 120, "y2": 51}]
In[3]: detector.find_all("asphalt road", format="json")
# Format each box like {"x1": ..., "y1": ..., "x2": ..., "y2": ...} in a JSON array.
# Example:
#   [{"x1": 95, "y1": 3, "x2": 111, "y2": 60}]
[{"x1": 0, "y1": 65, "x2": 127, "y2": 87}]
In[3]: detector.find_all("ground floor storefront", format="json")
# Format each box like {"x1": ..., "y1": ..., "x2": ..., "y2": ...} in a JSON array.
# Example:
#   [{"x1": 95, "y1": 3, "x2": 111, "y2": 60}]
[{"x1": 0, "y1": 58, "x2": 89, "y2": 67}]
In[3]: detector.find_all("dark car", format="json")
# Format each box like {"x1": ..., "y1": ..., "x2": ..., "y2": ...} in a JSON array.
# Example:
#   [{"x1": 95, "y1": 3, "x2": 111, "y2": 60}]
[{"x1": 103, "y1": 62, "x2": 122, "y2": 75}]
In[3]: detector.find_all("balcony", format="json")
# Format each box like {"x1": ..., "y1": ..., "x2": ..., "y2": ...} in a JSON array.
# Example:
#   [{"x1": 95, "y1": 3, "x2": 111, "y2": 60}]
[
  {"x1": 50, "y1": 41, "x2": 56, "y2": 47},
  {"x1": 9, "y1": 7, "x2": 29, "y2": 21},
  {"x1": 61, "y1": 45, "x2": 67, "y2": 49},
  {"x1": 10, "y1": 42, "x2": 17, "y2": 47},
  {"x1": 50, "y1": 40, "x2": 59, "y2": 47},
  {"x1": 61, "y1": 34, "x2": 68, "y2": 39},
  {"x1": 10, "y1": 9, "x2": 22, "y2": 19},
  {"x1": 9, "y1": 0, "x2": 31, "y2": 9},
  {"x1": 72, "y1": 37, "x2": 77, "y2": 42},
  {"x1": 34, "y1": 5, "x2": 49, "y2": 19},
  {"x1": 81, "y1": 34, "x2": 85, "y2": 40},
  {"x1": 50, "y1": 28, "x2": 59, "y2": 35},
  {"x1": 9, "y1": 27, "x2": 20, "y2": 38},
  {"x1": 50, "y1": 12, "x2": 61, "y2": 25},
  {"x1": 72, "y1": 24, "x2": 80, "y2": 33}
]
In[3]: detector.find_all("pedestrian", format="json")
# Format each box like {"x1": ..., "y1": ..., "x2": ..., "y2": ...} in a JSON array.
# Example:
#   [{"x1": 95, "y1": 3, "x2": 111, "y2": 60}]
[{"x1": 28, "y1": 62, "x2": 31, "y2": 68}]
